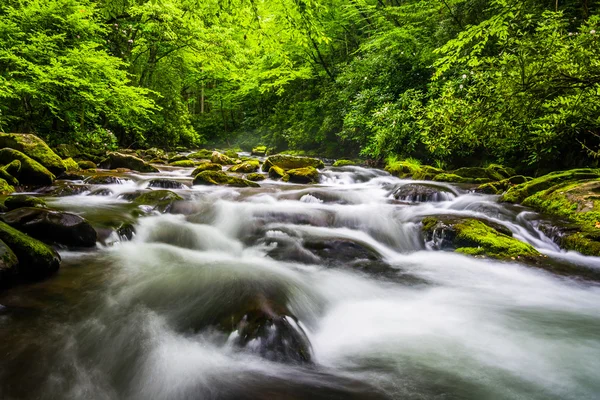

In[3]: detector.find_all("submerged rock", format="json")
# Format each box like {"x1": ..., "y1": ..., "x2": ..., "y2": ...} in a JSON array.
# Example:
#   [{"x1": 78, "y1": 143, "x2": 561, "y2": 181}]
[
  {"x1": 98, "y1": 152, "x2": 159, "y2": 173},
  {"x1": 0, "y1": 148, "x2": 55, "y2": 185},
  {"x1": 1, "y1": 208, "x2": 97, "y2": 247},
  {"x1": 193, "y1": 171, "x2": 259, "y2": 187},
  {"x1": 229, "y1": 160, "x2": 260, "y2": 173},
  {"x1": 0, "y1": 221, "x2": 60, "y2": 280},
  {"x1": 283, "y1": 167, "x2": 320, "y2": 184},
  {"x1": 0, "y1": 133, "x2": 66, "y2": 175},
  {"x1": 262, "y1": 155, "x2": 324, "y2": 172},
  {"x1": 421, "y1": 215, "x2": 540, "y2": 261},
  {"x1": 4, "y1": 195, "x2": 47, "y2": 211}
]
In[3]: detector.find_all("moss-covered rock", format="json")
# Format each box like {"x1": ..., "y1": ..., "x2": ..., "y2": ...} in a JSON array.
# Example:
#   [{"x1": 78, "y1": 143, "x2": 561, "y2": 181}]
[
  {"x1": 452, "y1": 167, "x2": 503, "y2": 182},
  {"x1": 168, "y1": 154, "x2": 190, "y2": 163},
  {"x1": 188, "y1": 149, "x2": 214, "y2": 159},
  {"x1": 1, "y1": 208, "x2": 97, "y2": 247},
  {"x1": 282, "y1": 166, "x2": 320, "y2": 184},
  {"x1": 98, "y1": 152, "x2": 159, "y2": 173},
  {"x1": 486, "y1": 164, "x2": 516, "y2": 179},
  {"x1": 132, "y1": 190, "x2": 183, "y2": 212},
  {"x1": 193, "y1": 170, "x2": 260, "y2": 187},
  {"x1": 229, "y1": 160, "x2": 260, "y2": 173},
  {"x1": 191, "y1": 163, "x2": 222, "y2": 176},
  {"x1": 246, "y1": 173, "x2": 266, "y2": 182},
  {"x1": 476, "y1": 175, "x2": 530, "y2": 195},
  {"x1": 0, "y1": 239, "x2": 19, "y2": 284},
  {"x1": 422, "y1": 216, "x2": 540, "y2": 261},
  {"x1": 0, "y1": 133, "x2": 65, "y2": 175},
  {"x1": 0, "y1": 160, "x2": 20, "y2": 186},
  {"x1": 139, "y1": 147, "x2": 167, "y2": 161},
  {"x1": 0, "y1": 178, "x2": 14, "y2": 195},
  {"x1": 4, "y1": 195, "x2": 47, "y2": 211},
  {"x1": 85, "y1": 175, "x2": 129, "y2": 185},
  {"x1": 0, "y1": 220, "x2": 60, "y2": 280},
  {"x1": 433, "y1": 173, "x2": 481, "y2": 184},
  {"x1": 147, "y1": 179, "x2": 187, "y2": 189},
  {"x1": 54, "y1": 143, "x2": 79, "y2": 159},
  {"x1": 251, "y1": 146, "x2": 267, "y2": 156},
  {"x1": 385, "y1": 160, "x2": 422, "y2": 178},
  {"x1": 223, "y1": 149, "x2": 240, "y2": 159},
  {"x1": 268, "y1": 166, "x2": 286, "y2": 179},
  {"x1": 413, "y1": 165, "x2": 444, "y2": 180},
  {"x1": 170, "y1": 159, "x2": 196, "y2": 168},
  {"x1": 262, "y1": 155, "x2": 325, "y2": 172},
  {"x1": 333, "y1": 159, "x2": 359, "y2": 167},
  {"x1": 62, "y1": 157, "x2": 81, "y2": 171},
  {"x1": 77, "y1": 160, "x2": 97, "y2": 170},
  {"x1": 0, "y1": 148, "x2": 55, "y2": 185},
  {"x1": 392, "y1": 183, "x2": 456, "y2": 202},
  {"x1": 211, "y1": 151, "x2": 236, "y2": 165},
  {"x1": 501, "y1": 169, "x2": 600, "y2": 204}
]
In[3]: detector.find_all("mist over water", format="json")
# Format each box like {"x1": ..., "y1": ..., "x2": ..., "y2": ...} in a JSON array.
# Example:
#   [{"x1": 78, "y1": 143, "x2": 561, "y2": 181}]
[{"x1": 1, "y1": 165, "x2": 600, "y2": 400}]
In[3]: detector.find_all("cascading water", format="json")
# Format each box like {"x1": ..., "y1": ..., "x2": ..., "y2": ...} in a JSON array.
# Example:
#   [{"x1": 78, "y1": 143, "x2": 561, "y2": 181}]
[{"x1": 1, "y1": 165, "x2": 600, "y2": 400}]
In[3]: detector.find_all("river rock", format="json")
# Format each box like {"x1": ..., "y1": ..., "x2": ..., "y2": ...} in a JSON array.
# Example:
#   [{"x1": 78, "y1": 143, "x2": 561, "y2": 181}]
[
  {"x1": 421, "y1": 215, "x2": 540, "y2": 261},
  {"x1": 147, "y1": 179, "x2": 187, "y2": 189},
  {"x1": 85, "y1": 175, "x2": 129, "y2": 185},
  {"x1": 193, "y1": 171, "x2": 259, "y2": 187},
  {"x1": 77, "y1": 160, "x2": 97, "y2": 170},
  {"x1": 269, "y1": 166, "x2": 286, "y2": 179},
  {"x1": 62, "y1": 157, "x2": 81, "y2": 172},
  {"x1": 246, "y1": 173, "x2": 266, "y2": 182},
  {"x1": 98, "y1": 152, "x2": 159, "y2": 173},
  {"x1": 132, "y1": 190, "x2": 184, "y2": 212},
  {"x1": 0, "y1": 160, "x2": 21, "y2": 186},
  {"x1": 229, "y1": 160, "x2": 260, "y2": 173},
  {"x1": 168, "y1": 154, "x2": 190, "y2": 163},
  {"x1": 0, "y1": 133, "x2": 66, "y2": 175},
  {"x1": 0, "y1": 179, "x2": 14, "y2": 195},
  {"x1": 0, "y1": 148, "x2": 55, "y2": 185},
  {"x1": 283, "y1": 167, "x2": 320, "y2": 184},
  {"x1": 4, "y1": 195, "x2": 47, "y2": 211},
  {"x1": 191, "y1": 163, "x2": 222, "y2": 176},
  {"x1": 38, "y1": 184, "x2": 90, "y2": 197},
  {"x1": 188, "y1": 149, "x2": 213, "y2": 159},
  {"x1": 0, "y1": 221, "x2": 60, "y2": 280},
  {"x1": 0, "y1": 239, "x2": 19, "y2": 284},
  {"x1": 169, "y1": 160, "x2": 196, "y2": 167},
  {"x1": 391, "y1": 183, "x2": 456, "y2": 202},
  {"x1": 262, "y1": 154, "x2": 324, "y2": 171},
  {"x1": 211, "y1": 151, "x2": 236, "y2": 165},
  {"x1": 1, "y1": 208, "x2": 97, "y2": 247}
]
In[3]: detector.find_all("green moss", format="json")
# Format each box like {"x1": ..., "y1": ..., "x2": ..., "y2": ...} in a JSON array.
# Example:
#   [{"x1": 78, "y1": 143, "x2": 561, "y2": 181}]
[
  {"x1": 133, "y1": 190, "x2": 183, "y2": 210},
  {"x1": 268, "y1": 166, "x2": 286, "y2": 179},
  {"x1": 229, "y1": 160, "x2": 260, "y2": 173},
  {"x1": 191, "y1": 163, "x2": 222, "y2": 176},
  {"x1": 476, "y1": 175, "x2": 530, "y2": 195},
  {"x1": 193, "y1": 170, "x2": 260, "y2": 187},
  {"x1": 282, "y1": 166, "x2": 320, "y2": 184},
  {"x1": 77, "y1": 160, "x2": 97, "y2": 170},
  {"x1": 413, "y1": 165, "x2": 444, "y2": 180},
  {"x1": 486, "y1": 164, "x2": 516, "y2": 179},
  {"x1": 0, "y1": 148, "x2": 55, "y2": 185},
  {"x1": 501, "y1": 168, "x2": 600, "y2": 203},
  {"x1": 62, "y1": 157, "x2": 81, "y2": 171},
  {"x1": 262, "y1": 155, "x2": 325, "y2": 171},
  {"x1": 246, "y1": 173, "x2": 266, "y2": 181},
  {"x1": 385, "y1": 160, "x2": 422, "y2": 178},
  {"x1": 0, "y1": 133, "x2": 65, "y2": 175},
  {"x1": 0, "y1": 220, "x2": 60, "y2": 280},
  {"x1": 170, "y1": 160, "x2": 196, "y2": 167},
  {"x1": 0, "y1": 160, "x2": 20, "y2": 186},
  {"x1": 251, "y1": 146, "x2": 267, "y2": 156},
  {"x1": 453, "y1": 219, "x2": 540, "y2": 259},
  {"x1": 222, "y1": 149, "x2": 241, "y2": 159},
  {"x1": 168, "y1": 154, "x2": 190, "y2": 163}
]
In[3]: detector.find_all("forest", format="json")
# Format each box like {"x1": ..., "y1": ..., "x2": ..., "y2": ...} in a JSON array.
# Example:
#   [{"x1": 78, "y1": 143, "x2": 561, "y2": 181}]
[{"x1": 0, "y1": 0, "x2": 598, "y2": 173}]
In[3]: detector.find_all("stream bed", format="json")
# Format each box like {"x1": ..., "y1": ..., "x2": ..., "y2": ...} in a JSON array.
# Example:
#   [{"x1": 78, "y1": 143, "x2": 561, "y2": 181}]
[{"x1": 1, "y1": 163, "x2": 600, "y2": 400}]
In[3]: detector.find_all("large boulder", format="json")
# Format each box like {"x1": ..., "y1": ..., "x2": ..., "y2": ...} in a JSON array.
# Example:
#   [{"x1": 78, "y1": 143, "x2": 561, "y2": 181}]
[
  {"x1": 191, "y1": 163, "x2": 222, "y2": 176},
  {"x1": 391, "y1": 183, "x2": 456, "y2": 202},
  {"x1": 62, "y1": 157, "x2": 81, "y2": 172},
  {"x1": 0, "y1": 133, "x2": 65, "y2": 175},
  {"x1": 229, "y1": 160, "x2": 260, "y2": 173},
  {"x1": 421, "y1": 215, "x2": 540, "y2": 261},
  {"x1": 0, "y1": 178, "x2": 14, "y2": 195},
  {"x1": 0, "y1": 148, "x2": 55, "y2": 185},
  {"x1": 193, "y1": 170, "x2": 259, "y2": 187},
  {"x1": 1, "y1": 208, "x2": 97, "y2": 247},
  {"x1": 0, "y1": 239, "x2": 19, "y2": 284},
  {"x1": 0, "y1": 160, "x2": 21, "y2": 185},
  {"x1": 283, "y1": 167, "x2": 320, "y2": 184},
  {"x1": 262, "y1": 155, "x2": 324, "y2": 171},
  {"x1": 98, "y1": 152, "x2": 159, "y2": 173},
  {"x1": 269, "y1": 166, "x2": 286, "y2": 179},
  {"x1": 0, "y1": 221, "x2": 60, "y2": 280}
]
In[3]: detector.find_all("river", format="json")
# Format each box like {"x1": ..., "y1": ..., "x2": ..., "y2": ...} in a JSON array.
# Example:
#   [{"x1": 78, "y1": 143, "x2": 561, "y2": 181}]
[{"x1": 1, "y1": 162, "x2": 599, "y2": 400}]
